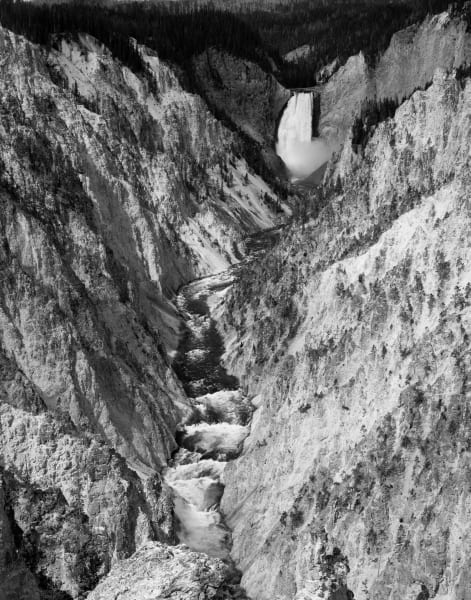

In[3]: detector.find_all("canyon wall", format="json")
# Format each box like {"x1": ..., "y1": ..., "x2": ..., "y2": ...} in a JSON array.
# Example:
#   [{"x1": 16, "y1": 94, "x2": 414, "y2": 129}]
[
  {"x1": 319, "y1": 10, "x2": 471, "y2": 150},
  {"x1": 192, "y1": 47, "x2": 291, "y2": 180},
  {"x1": 1, "y1": 7, "x2": 470, "y2": 600},
  {"x1": 221, "y1": 26, "x2": 471, "y2": 600},
  {"x1": 0, "y1": 25, "x2": 282, "y2": 473},
  {"x1": 193, "y1": 48, "x2": 290, "y2": 147},
  {"x1": 0, "y1": 25, "x2": 282, "y2": 598}
]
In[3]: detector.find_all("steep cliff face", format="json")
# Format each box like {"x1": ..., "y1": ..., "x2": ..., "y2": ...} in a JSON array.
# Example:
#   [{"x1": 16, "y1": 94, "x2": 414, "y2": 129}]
[
  {"x1": 221, "y1": 60, "x2": 471, "y2": 600},
  {"x1": 193, "y1": 48, "x2": 290, "y2": 147},
  {"x1": 0, "y1": 24, "x2": 283, "y2": 599},
  {"x1": 192, "y1": 48, "x2": 291, "y2": 179},
  {"x1": 319, "y1": 11, "x2": 471, "y2": 150}
]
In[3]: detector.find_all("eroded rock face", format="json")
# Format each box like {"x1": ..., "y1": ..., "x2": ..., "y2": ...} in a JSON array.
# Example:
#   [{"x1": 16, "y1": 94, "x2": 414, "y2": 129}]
[
  {"x1": 87, "y1": 542, "x2": 245, "y2": 600},
  {"x1": 192, "y1": 48, "x2": 291, "y2": 178},
  {"x1": 0, "y1": 351, "x2": 176, "y2": 598},
  {"x1": 0, "y1": 25, "x2": 282, "y2": 473},
  {"x1": 0, "y1": 475, "x2": 41, "y2": 600},
  {"x1": 375, "y1": 11, "x2": 471, "y2": 100},
  {"x1": 193, "y1": 48, "x2": 290, "y2": 147},
  {"x1": 318, "y1": 53, "x2": 373, "y2": 151},
  {"x1": 319, "y1": 11, "x2": 471, "y2": 150},
  {"x1": 0, "y1": 23, "x2": 282, "y2": 599},
  {"x1": 220, "y1": 65, "x2": 471, "y2": 599}
]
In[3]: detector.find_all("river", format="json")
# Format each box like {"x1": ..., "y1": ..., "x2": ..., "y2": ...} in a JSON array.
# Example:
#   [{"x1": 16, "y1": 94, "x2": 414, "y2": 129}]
[{"x1": 164, "y1": 227, "x2": 282, "y2": 566}]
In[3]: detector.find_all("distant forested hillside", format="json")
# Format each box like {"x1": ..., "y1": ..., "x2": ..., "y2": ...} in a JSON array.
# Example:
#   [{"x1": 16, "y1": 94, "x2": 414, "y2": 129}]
[
  {"x1": 0, "y1": 0, "x2": 468, "y2": 89},
  {"x1": 0, "y1": 0, "x2": 270, "y2": 78},
  {"x1": 237, "y1": 0, "x2": 471, "y2": 87}
]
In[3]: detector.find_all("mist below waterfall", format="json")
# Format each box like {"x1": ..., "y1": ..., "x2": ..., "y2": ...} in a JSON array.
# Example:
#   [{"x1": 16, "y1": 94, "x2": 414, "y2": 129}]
[{"x1": 276, "y1": 92, "x2": 332, "y2": 180}]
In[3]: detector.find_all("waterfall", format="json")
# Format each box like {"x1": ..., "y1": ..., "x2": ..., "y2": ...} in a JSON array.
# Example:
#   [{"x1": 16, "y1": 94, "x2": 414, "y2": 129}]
[{"x1": 276, "y1": 92, "x2": 332, "y2": 181}]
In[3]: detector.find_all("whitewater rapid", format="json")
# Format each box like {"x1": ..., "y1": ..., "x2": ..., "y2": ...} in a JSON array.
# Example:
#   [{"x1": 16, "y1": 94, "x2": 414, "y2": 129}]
[
  {"x1": 276, "y1": 92, "x2": 332, "y2": 180},
  {"x1": 164, "y1": 229, "x2": 282, "y2": 560},
  {"x1": 165, "y1": 270, "x2": 250, "y2": 559}
]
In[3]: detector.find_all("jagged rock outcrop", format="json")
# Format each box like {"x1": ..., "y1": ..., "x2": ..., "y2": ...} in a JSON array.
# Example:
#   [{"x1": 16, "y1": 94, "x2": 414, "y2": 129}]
[
  {"x1": 0, "y1": 474, "x2": 41, "y2": 600},
  {"x1": 88, "y1": 542, "x2": 245, "y2": 600},
  {"x1": 220, "y1": 56, "x2": 471, "y2": 600},
  {"x1": 0, "y1": 347, "x2": 176, "y2": 598}
]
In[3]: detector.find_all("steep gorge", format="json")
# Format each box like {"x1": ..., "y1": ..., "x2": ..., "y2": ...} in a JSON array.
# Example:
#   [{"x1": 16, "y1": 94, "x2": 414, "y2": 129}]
[
  {"x1": 0, "y1": 24, "x2": 284, "y2": 599},
  {"x1": 1, "y1": 5, "x2": 471, "y2": 600}
]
